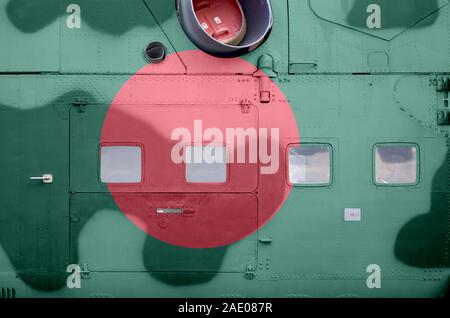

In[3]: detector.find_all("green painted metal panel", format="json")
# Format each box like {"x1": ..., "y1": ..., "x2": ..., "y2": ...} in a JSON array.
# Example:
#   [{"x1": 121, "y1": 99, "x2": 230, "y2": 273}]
[
  {"x1": 69, "y1": 193, "x2": 257, "y2": 274},
  {"x1": 70, "y1": 105, "x2": 109, "y2": 193},
  {"x1": 309, "y1": 0, "x2": 448, "y2": 40},
  {"x1": 289, "y1": 0, "x2": 450, "y2": 73},
  {"x1": 59, "y1": 0, "x2": 185, "y2": 74},
  {"x1": 0, "y1": 0, "x2": 60, "y2": 72},
  {"x1": 0, "y1": 73, "x2": 448, "y2": 297},
  {"x1": 0, "y1": 0, "x2": 449, "y2": 298},
  {"x1": 257, "y1": 75, "x2": 449, "y2": 288},
  {"x1": 0, "y1": 77, "x2": 69, "y2": 291}
]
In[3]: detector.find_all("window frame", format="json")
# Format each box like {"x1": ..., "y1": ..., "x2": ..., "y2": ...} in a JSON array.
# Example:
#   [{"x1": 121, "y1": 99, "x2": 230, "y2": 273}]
[
  {"x1": 286, "y1": 143, "x2": 333, "y2": 188},
  {"x1": 98, "y1": 142, "x2": 145, "y2": 185},
  {"x1": 372, "y1": 142, "x2": 420, "y2": 187}
]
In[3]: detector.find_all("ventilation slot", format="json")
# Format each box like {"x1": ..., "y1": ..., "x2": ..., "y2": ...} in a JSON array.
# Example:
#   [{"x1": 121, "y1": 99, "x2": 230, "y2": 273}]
[{"x1": 1, "y1": 288, "x2": 16, "y2": 298}]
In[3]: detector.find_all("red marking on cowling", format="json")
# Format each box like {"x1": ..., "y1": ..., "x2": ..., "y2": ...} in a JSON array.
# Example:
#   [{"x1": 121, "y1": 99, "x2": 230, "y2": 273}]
[{"x1": 101, "y1": 50, "x2": 299, "y2": 248}]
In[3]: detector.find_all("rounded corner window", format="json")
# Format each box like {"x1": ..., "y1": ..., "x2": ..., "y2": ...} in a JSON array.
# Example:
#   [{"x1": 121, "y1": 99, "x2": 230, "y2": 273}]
[
  {"x1": 287, "y1": 143, "x2": 332, "y2": 187},
  {"x1": 185, "y1": 144, "x2": 228, "y2": 184},
  {"x1": 100, "y1": 144, "x2": 143, "y2": 184},
  {"x1": 373, "y1": 143, "x2": 419, "y2": 187},
  {"x1": 177, "y1": 0, "x2": 273, "y2": 58}
]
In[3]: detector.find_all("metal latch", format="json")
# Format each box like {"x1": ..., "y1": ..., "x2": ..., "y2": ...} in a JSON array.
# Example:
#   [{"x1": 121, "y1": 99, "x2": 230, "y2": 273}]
[
  {"x1": 245, "y1": 264, "x2": 256, "y2": 280},
  {"x1": 258, "y1": 237, "x2": 273, "y2": 244},
  {"x1": 73, "y1": 100, "x2": 88, "y2": 113},
  {"x1": 253, "y1": 70, "x2": 272, "y2": 103},
  {"x1": 437, "y1": 77, "x2": 450, "y2": 93},
  {"x1": 437, "y1": 77, "x2": 449, "y2": 125},
  {"x1": 81, "y1": 263, "x2": 90, "y2": 279},
  {"x1": 258, "y1": 75, "x2": 272, "y2": 103},
  {"x1": 254, "y1": 54, "x2": 277, "y2": 104}
]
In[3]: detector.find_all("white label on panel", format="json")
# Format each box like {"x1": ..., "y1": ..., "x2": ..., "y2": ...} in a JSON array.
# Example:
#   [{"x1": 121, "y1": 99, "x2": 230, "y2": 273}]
[{"x1": 345, "y1": 208, "x2": 361, "y2": 222}]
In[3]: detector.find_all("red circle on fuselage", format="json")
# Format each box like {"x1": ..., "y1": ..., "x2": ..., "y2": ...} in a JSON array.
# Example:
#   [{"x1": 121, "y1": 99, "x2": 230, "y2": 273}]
[{"x1": 101, "y1": 50, "x2": 299, "y2": 248}]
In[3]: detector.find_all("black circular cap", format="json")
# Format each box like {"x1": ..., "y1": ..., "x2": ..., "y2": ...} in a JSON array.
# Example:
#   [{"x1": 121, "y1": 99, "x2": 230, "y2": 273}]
[{"x1": 144, "y1": 42, "x2": 167, "y2": 64}]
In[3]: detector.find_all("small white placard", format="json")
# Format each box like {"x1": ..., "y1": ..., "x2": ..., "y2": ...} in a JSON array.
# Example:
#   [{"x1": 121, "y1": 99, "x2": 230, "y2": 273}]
[{"x1": 345, "y1": 208, "x2": 361, "y2": 222}]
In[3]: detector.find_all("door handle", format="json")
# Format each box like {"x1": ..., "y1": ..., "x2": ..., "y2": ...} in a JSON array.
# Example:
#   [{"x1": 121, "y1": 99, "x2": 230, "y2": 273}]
[
  {"x1": 156, "y1": 207, "x2": 184, "y2": 214},
  {"x1": 155, "y1": 207, "x2": 194, "y2": 215},
  {"x1": 30, "y1": 174, "x2": 53, "y2": 184}
]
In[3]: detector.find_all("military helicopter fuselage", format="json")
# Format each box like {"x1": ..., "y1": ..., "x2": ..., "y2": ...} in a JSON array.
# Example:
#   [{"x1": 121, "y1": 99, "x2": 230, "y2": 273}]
[{"x1": 0, "y1": 0, "x2": 449, "y2": 298}]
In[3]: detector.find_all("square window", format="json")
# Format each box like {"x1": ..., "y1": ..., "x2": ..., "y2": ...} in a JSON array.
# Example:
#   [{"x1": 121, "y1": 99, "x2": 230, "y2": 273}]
[
  {"x1": 288, "y1": 144, "x2": 331, "y2": 186},
  {"x1": 185, "y1": 145, "x2": 227, "y2": 183},
  {"x1": 100, "y1": 146, "x2": 142, "y2": 183},
  {"x1": 374, "y1": 144, "x2": 418, "y2": 185}
]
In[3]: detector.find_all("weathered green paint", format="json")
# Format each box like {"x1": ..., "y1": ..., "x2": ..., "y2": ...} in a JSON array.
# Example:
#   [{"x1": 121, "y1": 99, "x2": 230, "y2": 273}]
[{"x1": 0, "y1": 0, "x2": 449, "y2": 298}]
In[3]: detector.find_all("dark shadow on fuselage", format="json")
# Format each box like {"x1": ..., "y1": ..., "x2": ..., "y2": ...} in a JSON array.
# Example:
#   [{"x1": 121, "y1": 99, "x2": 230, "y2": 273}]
[
  {"x1": 6, "y1": 0, "x2": 175, "y2": 35},
  {"x1": 394, "y1": 145, "x2": 450, "y2": 268},
  {"x1": 5, "y1": 0, "x2": 60, "y2": 33},
  {"x1": 0, "y1": 90, "x2": 227, "y2": 291},
  {"x1": 71, "y1": 193, "x2": 227, "y2": 287},
  {"x1": 143, "y1": 238, "x2": 227, "y2": 286},
  {"x1": 444, "y1": 278, "x2": 450, "y2": 298}
]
